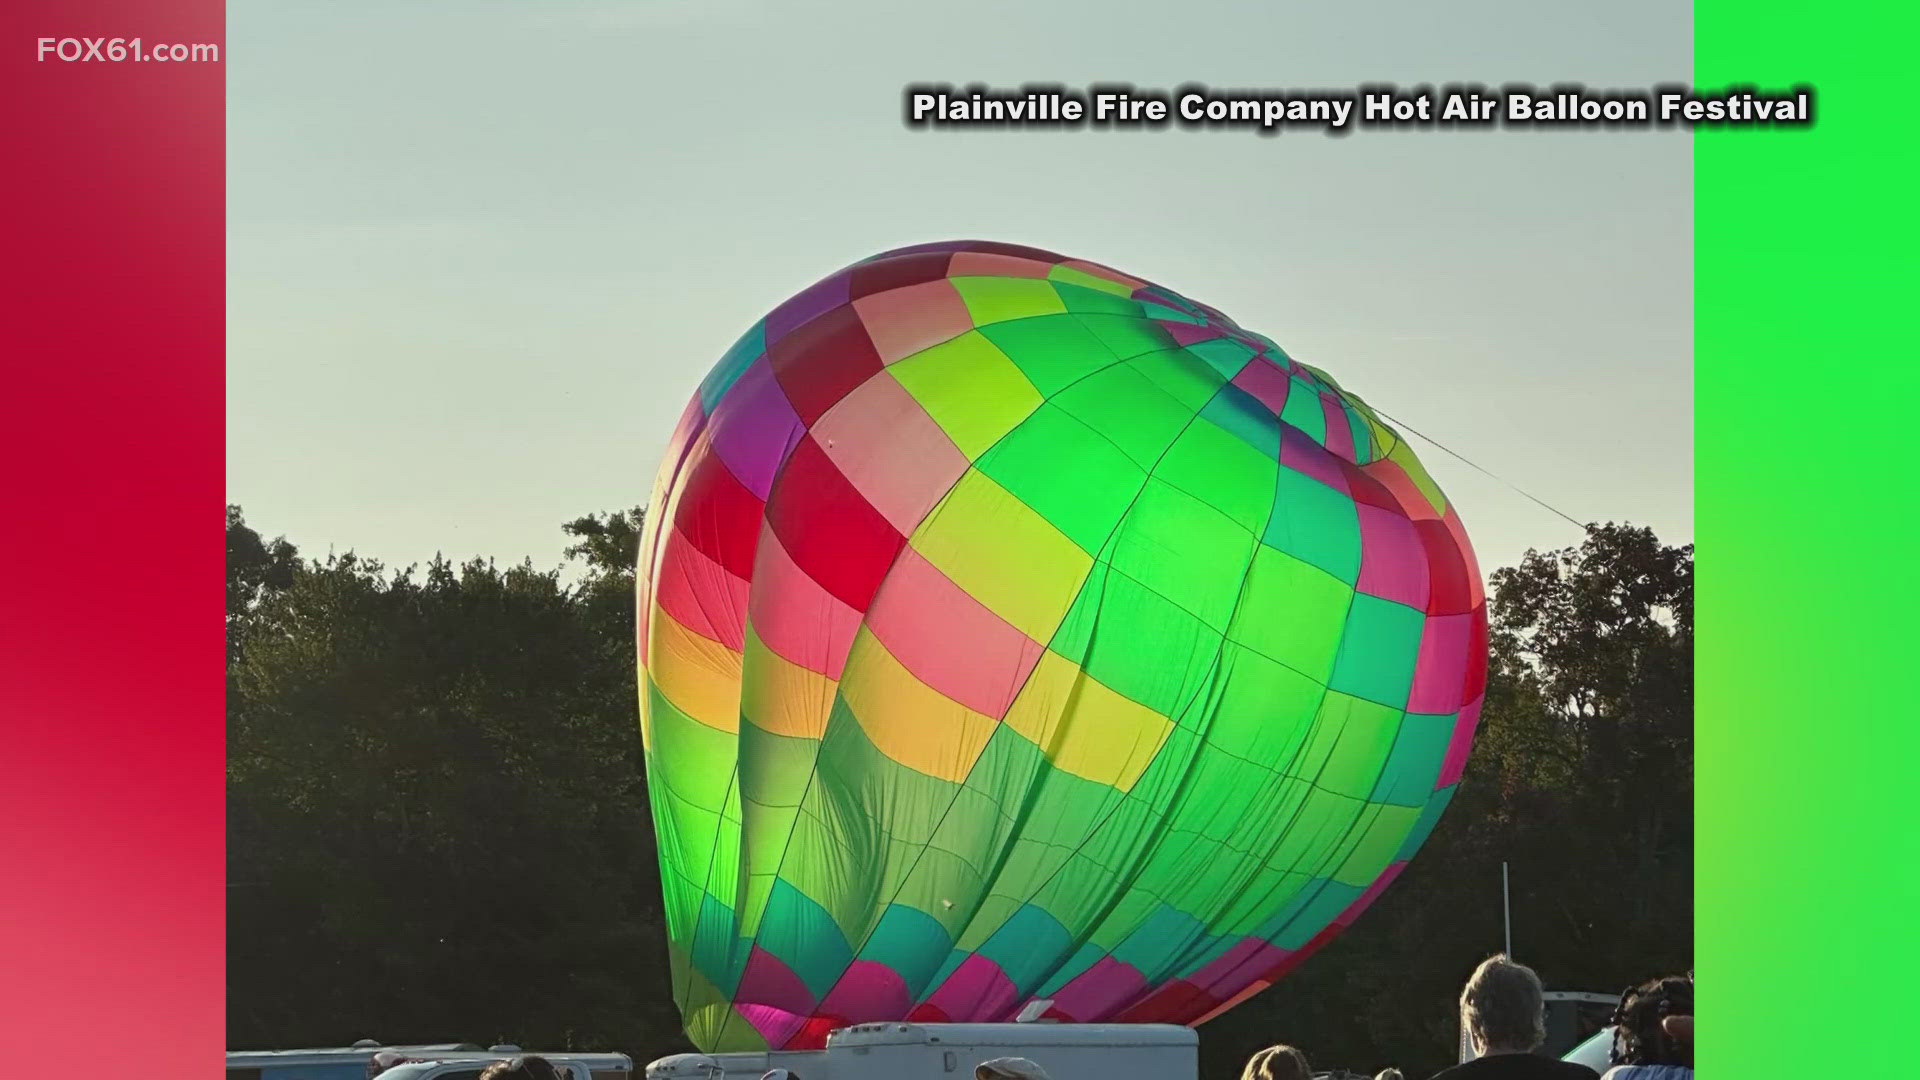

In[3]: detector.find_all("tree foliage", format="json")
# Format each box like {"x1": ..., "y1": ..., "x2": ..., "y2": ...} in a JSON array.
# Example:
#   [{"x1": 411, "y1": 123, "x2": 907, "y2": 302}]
[
  {"x1": 227, "y1": 505, "x2": 679, "y2": 1052},
  {"x1": 228, "y1": 511, "x2": 1690, "y2": 1078},
  {"x1": 227, "y1": 506, "x2": 298, "y2": 664}
]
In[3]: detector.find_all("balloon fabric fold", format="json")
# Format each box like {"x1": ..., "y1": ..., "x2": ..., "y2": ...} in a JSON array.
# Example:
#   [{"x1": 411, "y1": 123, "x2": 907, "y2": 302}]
[{"x1": 636, "y1": 241, "x2": 1486, "y2": 1052}]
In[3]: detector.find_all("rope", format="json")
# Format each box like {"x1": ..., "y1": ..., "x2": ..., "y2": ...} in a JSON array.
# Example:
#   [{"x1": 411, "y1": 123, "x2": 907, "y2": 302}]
[{"x1": 1369, "y1": 406, "x2": 1589, "y2": 532}]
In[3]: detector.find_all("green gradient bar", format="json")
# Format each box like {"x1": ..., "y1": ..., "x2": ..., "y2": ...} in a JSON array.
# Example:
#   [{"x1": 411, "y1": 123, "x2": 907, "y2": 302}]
[{"x1": 1698, "y1": 1, "x2": 1917, "y2": 1072}]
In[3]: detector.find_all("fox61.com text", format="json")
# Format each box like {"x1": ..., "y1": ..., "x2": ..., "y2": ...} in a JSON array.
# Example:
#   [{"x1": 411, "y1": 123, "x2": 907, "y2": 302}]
[{"x1": 37, "y1": 37, "x2": 220, "y2": 63}]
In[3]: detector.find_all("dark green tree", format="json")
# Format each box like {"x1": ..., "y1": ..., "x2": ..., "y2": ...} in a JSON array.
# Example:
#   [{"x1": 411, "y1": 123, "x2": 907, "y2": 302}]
[
  {"x1": 562, "y1": 506, "x2": 646, "y2": 579},
  {"x1": 227, "y1": 512, "x2": 678, "y2": 1054},
  {"x1": 227, "y1": 505, "x2": 298, "y2": 662}
]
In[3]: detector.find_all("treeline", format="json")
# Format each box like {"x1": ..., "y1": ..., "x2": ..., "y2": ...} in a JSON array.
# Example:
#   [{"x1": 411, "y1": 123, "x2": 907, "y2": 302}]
[
  {"x1": 227, "y1": 508, "x2": 1691, "y2": 1078},
  {"x1": 227, "y1": 507, "x2": 669, "y2": 1050}
]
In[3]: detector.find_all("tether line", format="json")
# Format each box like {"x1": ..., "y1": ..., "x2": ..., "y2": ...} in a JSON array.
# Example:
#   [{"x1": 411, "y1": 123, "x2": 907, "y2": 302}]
[{"x1": 1370, "y1": 406, "x2": 1589, "y2": 531}]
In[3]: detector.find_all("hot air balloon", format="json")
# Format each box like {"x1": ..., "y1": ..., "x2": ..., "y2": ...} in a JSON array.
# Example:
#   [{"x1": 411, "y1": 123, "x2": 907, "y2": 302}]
[{"x1": 636, "y1": 241, "x2": 1486, "y2": 1053}]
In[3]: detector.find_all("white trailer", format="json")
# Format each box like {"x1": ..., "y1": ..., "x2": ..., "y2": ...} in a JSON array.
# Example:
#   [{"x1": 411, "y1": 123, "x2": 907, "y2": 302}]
[
  {"x1": 227, "y1": 1045, "x2": 630, "y2": 1080},
  {"x1": 649, "y1": 1023, "x2": 1198, "y2": 1080},
  {"x1": 228, "y1": 1044, "x2": 480, "y2": 1080}
]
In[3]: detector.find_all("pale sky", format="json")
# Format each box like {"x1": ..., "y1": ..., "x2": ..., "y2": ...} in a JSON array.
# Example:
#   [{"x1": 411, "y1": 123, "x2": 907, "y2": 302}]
[{"x1": 229, "y1": 0, "x2": 1692, "y2": 578}]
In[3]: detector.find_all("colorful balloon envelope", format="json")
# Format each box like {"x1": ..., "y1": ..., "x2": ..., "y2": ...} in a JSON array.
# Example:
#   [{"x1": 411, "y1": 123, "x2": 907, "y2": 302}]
[{"x1": 637, "y1": 241, "x2": 1487, "y2": 1052}]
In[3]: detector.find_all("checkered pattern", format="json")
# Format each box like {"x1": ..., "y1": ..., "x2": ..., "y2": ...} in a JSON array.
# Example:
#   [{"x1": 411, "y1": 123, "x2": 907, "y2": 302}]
[{"x1": 638, "y1": 241, "x2": 1487, "y2": 1053}]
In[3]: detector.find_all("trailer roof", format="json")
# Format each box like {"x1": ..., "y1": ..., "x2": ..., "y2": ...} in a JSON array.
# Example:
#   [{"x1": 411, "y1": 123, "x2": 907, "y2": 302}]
[{"x1": 229, "y1": 1046, "x2": 477, "y2": 1066}]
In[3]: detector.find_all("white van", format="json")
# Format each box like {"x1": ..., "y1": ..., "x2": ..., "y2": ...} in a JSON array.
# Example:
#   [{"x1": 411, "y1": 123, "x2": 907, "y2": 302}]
[
  {"x1": 648, "y1": 1023, "x2": 1198, "y2": 1080},
  {"x1": 228, "y1": 1044, "x2": 482, "y2": 1080}
]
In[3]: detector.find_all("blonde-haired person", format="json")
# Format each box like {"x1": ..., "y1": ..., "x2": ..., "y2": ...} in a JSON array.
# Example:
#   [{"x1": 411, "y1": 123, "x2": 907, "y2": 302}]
[
  {"x1": 1427, "y1": 955, "x2": 1598, "y2": 1080},
  {"x1": 1241, "y1": 1044, "x2": 1312, "y2": 1080}
]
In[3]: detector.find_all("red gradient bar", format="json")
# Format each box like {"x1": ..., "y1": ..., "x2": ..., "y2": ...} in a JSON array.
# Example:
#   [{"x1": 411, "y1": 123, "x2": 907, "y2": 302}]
[{"x1": 0, "y1": 0, "x2": 224, "y2": 1068}]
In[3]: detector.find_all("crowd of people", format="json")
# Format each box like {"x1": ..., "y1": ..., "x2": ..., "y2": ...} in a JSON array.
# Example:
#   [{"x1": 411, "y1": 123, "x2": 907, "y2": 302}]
[
  {"x1": 1234, "y1": 955, "x2": 1695, "y2": 1080},
  {"x1": 924, "y1": 955, "x2": 1692, "y2": 1080}
]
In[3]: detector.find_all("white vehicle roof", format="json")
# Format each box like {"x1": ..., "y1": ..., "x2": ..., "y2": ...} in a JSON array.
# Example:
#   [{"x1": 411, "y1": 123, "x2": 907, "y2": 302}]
[
  {"x1": 376, "y1": 1064, "x2": 592, "y2": 1080},
  {"x1": 647, "y1": 1022, "x2": 1199, "y2": 1080},
  {"x1": 646, "y1": 1051, "x2": 806, "y2": 1080},
  {"x1": 230, "y1": 1046, "x2": 478, "y2": 1067},
  {"x1": 378, "y1": 1052, "x2": 632, "y2": 1067}
]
